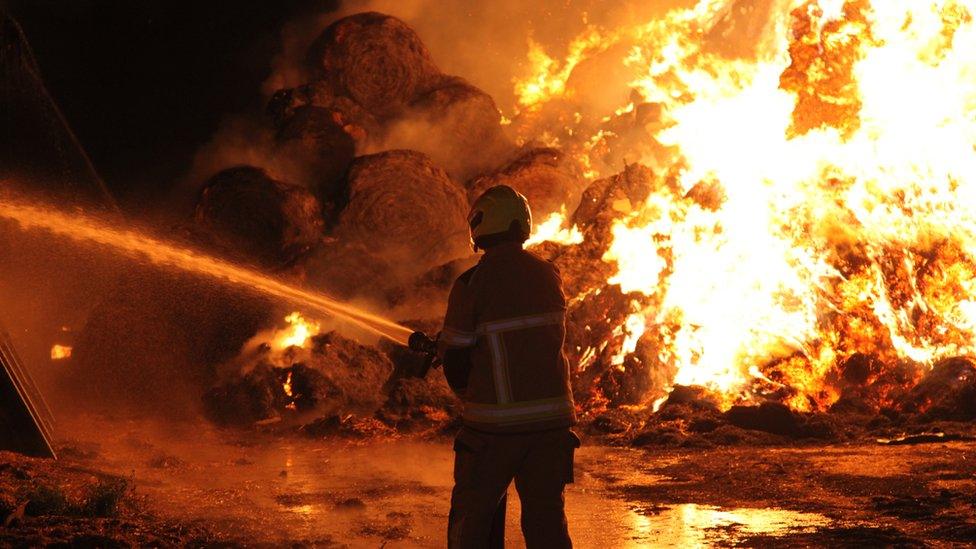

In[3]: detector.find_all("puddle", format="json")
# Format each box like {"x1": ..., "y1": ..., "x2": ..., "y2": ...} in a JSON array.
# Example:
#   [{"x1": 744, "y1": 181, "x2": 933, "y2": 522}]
[
  {"x1": 622, "y1": 504, "x2": 832, "y2": 547},
  {"x1": 61, "y1": 417, "x2": 836, "y2": 547}
]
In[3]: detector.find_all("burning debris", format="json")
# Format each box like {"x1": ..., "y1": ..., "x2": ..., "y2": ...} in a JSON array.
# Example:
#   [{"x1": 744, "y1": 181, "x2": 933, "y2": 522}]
[{"x1": 203, "y1": 313, "x2": 458, "y2": 435}]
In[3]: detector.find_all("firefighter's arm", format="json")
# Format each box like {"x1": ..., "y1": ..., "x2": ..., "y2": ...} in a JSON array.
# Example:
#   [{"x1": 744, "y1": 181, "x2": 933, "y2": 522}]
[
  {"x1": 439, "y1": 275, "x2": 477, "y2": 395},
  {"x1": 442, "y1": 348, "x2": 473, "y2": 394}
]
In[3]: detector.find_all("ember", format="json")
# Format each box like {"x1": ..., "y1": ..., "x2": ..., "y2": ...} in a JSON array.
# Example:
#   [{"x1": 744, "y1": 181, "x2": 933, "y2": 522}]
[{"x1": 49, "y1": 345, "x2": 71, "y2": 361}]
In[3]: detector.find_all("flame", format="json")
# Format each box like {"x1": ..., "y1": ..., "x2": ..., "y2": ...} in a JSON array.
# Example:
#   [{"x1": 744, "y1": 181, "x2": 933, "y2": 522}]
[
  {"x1": 272, "y1": 312, "x2": 320, "y2": 350},
  {"x1": 526, "y1": 210, "x2": 584, "y2": 247},
  {"x1": 283, "y1": 371, "x2": 294, "y2": 397},
  {"x1": 513, "y1": 0, "x2": 976, "y2": 410},
  {"x1": 516, "y1": 28, "x2": 621, "y2": 111},
  {"x1": 50, "y1": 344, "x2": 72, "y2": 360}
]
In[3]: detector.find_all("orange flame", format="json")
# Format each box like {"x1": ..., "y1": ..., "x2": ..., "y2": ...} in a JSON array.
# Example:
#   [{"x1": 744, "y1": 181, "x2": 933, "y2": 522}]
[
  {"x1": 50, "y1": 344, "x2": 72, "y2": 360},
  {"x1": 283, "y1": 371, "x2": 294, "y2": 397},
  {"x1": 272, "y1": 312, "x2": 320, "y2": 350},
  {"x1": 526, "y1": 210, "x2": 584, "y2": 247},
  {"x1": 513, "y1": 0, "x2": 976, "y2": 410}
]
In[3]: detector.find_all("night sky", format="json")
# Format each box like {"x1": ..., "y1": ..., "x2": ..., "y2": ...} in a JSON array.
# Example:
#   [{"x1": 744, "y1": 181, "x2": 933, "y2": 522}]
[{"x1": 5, "y1": 0, "x2": 338, "y2": 205}]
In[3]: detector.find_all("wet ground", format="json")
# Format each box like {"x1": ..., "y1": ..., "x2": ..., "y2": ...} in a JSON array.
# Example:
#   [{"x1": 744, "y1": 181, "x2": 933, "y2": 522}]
[{"x1": 43, "y1": 416, "x2": 975, "y2": 547}]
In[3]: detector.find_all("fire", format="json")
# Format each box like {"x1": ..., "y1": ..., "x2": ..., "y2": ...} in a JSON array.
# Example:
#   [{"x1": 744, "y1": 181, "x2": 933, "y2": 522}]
[
  {"x1": 272, "y1": 312, "x2": 320, "y2": 350},
  {"x1": 515, "y1": 28, "x2": 621, "y2": 111},
  {"x1": 283, "y1": 371, "x2": 294, "y2": 397},
  {"x1": 50, "y1": 344, "x2": 72, "y2": 360},
  {"x1": 526, "y1": 210, "x2": 584, "y2": 247},
  {"x1": 512, "y1": 1, "x2": 976, "y2": 410}
]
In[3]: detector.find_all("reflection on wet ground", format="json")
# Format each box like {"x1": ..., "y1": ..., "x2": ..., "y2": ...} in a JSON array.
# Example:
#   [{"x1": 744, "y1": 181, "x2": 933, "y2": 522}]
[
  {"x1": 622, "y1": 504, "x2": 831, "y2": 547},
  {"x1": 59, "y1": 417, "x2": 852, "y2": 547},
  {"x1": 563, "y1": 449, "x2": 832, "y2": 548}
]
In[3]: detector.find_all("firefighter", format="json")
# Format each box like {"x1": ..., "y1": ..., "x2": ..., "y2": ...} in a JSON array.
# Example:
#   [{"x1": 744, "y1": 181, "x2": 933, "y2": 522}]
[{"x1": 438, "y1": 185, "x2": 579, "y2": 548}]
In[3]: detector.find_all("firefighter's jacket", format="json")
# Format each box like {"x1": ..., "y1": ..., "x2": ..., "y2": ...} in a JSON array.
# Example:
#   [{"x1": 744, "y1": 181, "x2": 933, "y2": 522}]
[{"x1": 439, "y1": 242, "x2": 577, "y2": 433}]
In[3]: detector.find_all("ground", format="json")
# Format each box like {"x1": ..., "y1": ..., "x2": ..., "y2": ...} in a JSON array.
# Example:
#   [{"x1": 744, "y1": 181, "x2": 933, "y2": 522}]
[{"x1": 2, "y1": 415, "x2": 975, "y2": 547}]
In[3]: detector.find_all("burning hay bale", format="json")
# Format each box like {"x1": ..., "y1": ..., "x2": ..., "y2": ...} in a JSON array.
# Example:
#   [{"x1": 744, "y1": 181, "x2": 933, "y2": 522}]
[
  {"x1": 551, "y1": 164, "x2": 658, "y2": 294},
  {"x1": 203, "y1": 330, "x2": 394, "y2": 427},
  {"x1": 305, "y1": 12, "x2": 440, "y2": 120},
  {"x1": 274, "y1": 106, "x2": 356, "y2": 211},
  {"x1": 468, "y1": 147, "x2": 585, "y2": 220},
  {"x1": 527, "y1": 165, "x2": 661, "y2": 408},
  {"x1": 385, "y1": 75, "x2": 512, "y2": 182},
  {"x1": 195, "y1": 166, "x2": 324, "y2": 268},
  {"x1": 332, "y1": 149, "x2": 470, "y2": 273}
]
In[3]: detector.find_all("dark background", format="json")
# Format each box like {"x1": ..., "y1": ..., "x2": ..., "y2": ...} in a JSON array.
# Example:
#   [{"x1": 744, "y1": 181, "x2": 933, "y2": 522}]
[{"x1": 4, "y1": 0, "x2": 338, "y2": 206}]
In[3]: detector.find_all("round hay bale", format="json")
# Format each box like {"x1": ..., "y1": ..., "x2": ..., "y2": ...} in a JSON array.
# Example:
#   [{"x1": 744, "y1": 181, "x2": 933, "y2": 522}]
[
  {"x1": 467, "y1": 147, "x2": 584, "y2": 220},
  {"x1": 268, "y1": 81, "x2": 381, "y2": 143},
  {"x1": 392, "y1": 75, "x2": 512, "y2": 182},
  {"x1": 306, "y1": 12, "x2": 440, "y2": 119},
  {"x1": 275, "y1": 106, "x2": 356, "y2": 207},
  {"x1": 335, "y1": 150, "x2": 470, "y2": 271},
  {"x1": 195, "y1": 166, "x2": 324, "y2": 268}
]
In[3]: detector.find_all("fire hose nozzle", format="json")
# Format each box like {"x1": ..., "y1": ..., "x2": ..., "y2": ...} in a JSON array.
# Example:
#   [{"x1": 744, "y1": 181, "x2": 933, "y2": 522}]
[{"x1": 408, "y1": 331, "x2": 438, "y2": 356}]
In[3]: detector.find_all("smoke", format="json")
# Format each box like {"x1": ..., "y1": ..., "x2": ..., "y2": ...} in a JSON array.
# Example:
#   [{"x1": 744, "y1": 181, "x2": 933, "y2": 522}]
[
  {"x1": 183, "y1": 0, "x2": 714, "y2": 209},
  {"x1": 261, "y1": 0, "x2": 699, "y2": 116},
  {"x1": 178, "y1": 116, "x2": 323, "y2": 212}
]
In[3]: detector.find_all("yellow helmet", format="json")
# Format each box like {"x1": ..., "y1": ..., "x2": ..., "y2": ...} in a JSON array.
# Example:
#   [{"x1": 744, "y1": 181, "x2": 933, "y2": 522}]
[{"x1": 468, "y1": 185, "x2": 533, "y2": 245}]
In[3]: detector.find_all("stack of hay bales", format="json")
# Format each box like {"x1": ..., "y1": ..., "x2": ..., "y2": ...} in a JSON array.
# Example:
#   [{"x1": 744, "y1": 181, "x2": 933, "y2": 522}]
[{"x1": 191, "y1": 11, "x2": 586, "y2": 308}]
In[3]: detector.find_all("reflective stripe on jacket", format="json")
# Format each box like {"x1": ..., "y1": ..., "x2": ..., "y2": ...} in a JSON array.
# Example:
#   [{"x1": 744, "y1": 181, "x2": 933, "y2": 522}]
[{"x1": 439, "y1": 242, "x2": 577, "y2": 433}]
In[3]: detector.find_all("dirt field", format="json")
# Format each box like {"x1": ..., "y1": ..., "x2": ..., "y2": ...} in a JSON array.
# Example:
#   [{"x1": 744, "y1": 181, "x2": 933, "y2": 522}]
[{"x1": 2, "y1": 415, "x2": 974, "y2": 547}]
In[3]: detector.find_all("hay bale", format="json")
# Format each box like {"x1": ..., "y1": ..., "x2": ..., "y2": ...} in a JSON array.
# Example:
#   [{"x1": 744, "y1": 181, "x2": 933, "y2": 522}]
[
  {"x1": 334, "y1": 150, "x2": 470, "y2": 269},
  {"x1": 268, "y1": 81, "x2": 380, "y2": 142},
  {"x1": 275, "y1": 106, "x2": 356, "y2": 208},
  {"x1": 203, "y1": 331, "x2": 394, "y2": 426},
  {"x1": 195, "y1": 166, "x2": 324, "y2": 268},
  {"x1": 467, "y1": 147, "x2": 584, "y2": 220},
  {"x1": 306, "y1": 12, "x2": 440, "y2": 119},
  {"x1": 388, "y1": 75, "x2": 512, "y2": 182}
]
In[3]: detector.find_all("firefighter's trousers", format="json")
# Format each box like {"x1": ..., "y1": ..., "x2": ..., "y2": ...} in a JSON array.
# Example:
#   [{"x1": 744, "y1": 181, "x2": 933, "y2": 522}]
[{"x1": 448, "y1": 426, "x2": 580, "y2": 548}]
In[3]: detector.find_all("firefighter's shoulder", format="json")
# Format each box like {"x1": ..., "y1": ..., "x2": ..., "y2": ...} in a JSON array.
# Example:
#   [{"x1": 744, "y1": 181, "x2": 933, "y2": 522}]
[
  {"x1": 455, "y1": 265, "x2": 480, "y2": 286},
  {"x1": 523, "y1": 248, "x2": 562, "y2": 275}
]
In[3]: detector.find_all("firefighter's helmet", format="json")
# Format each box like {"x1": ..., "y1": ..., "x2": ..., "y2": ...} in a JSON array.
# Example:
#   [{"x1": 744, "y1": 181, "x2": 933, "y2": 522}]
[{"x1": 468, "y1": 185, "x2": 532, "y2": 243}]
